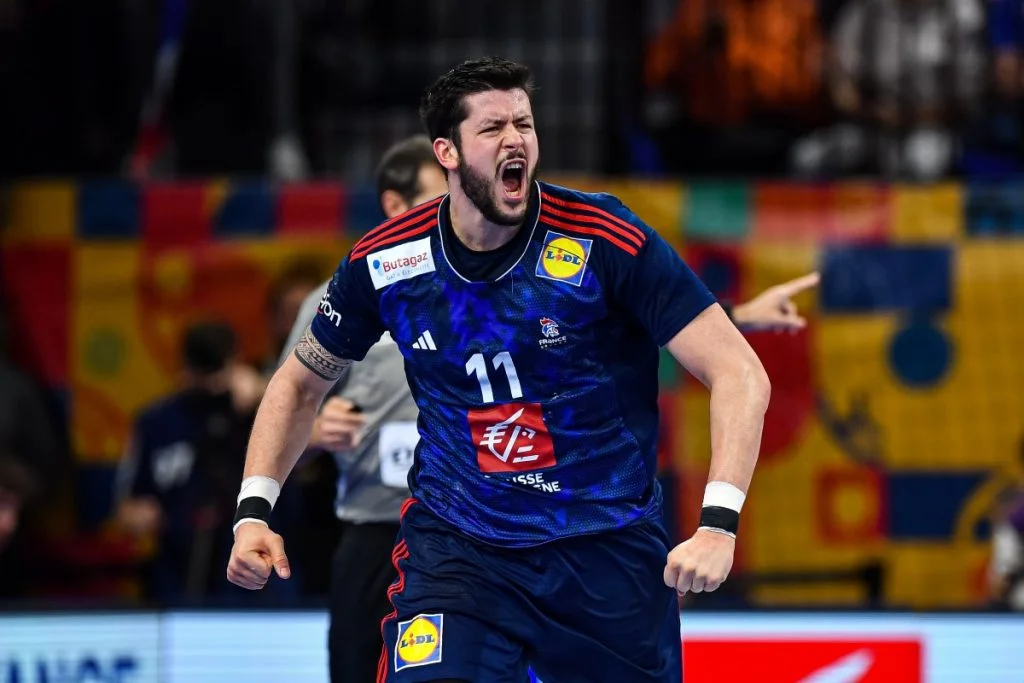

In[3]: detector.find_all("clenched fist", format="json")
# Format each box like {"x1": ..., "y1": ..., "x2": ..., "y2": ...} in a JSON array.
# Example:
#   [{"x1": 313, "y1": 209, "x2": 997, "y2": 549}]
[
  {"x1": 227, "y1": 522, "x2": 291, "y2": 590},
  {"x1": 663, "y1": 529, "x2": 735, "y2": 595}
]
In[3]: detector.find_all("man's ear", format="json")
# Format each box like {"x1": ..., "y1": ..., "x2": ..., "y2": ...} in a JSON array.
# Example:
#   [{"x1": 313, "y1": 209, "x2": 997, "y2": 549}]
[{"x1": 434, "y1": 137, "x2": 459, "y2": 173}]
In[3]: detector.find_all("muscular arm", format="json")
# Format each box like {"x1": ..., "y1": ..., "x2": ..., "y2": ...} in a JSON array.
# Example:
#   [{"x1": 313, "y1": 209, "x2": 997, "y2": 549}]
[
  {"x1": 243, "y1": 327, "x2": 351, "y2": 482},
  {"x1": 665, "y1": 303, "x2": 770, "y2": 493}
]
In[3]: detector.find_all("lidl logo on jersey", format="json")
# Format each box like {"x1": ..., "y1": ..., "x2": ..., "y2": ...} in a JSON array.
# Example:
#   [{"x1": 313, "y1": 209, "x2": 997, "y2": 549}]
[
  {"x1": 367, "y1": 237, "x2": 436, "y2": 290},
  {"x1": 395, "y1": 614, "x2": 443, "y2": 672},
  {"x1": 535, "y1": 231, "x2": 592, "y2": 286}
]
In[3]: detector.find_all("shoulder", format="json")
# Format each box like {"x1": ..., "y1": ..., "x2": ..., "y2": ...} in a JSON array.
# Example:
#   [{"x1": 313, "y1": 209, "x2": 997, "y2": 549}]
[
  {"x1": 537, "y1": 182, "x2": 649, "y2": 258},
  {"x1": 349, "y1": 195, "x2": 444, "y2": 263}
]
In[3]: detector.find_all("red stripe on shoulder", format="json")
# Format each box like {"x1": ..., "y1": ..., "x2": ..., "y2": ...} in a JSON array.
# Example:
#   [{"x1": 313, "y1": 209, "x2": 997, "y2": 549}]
[
  {"x1": 540, "y1": 210, "x2": 640, "y2": 256},
  {"x1": 541, "y1": 192, "x2": 646, "y2": 245},
  {"x1": 352, "y1": 219, "x2": 436, "y2": 262},
  {"x1": 540, "y1": 203, "x2": 644, "y2": 250},
  {"x1": 352, "y1": 198, "x2": 440, "y2": 254}
]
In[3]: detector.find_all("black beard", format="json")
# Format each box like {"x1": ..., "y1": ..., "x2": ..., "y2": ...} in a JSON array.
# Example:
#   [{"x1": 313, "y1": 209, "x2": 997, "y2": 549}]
[{"x1": 457, "y1": 155, "x2": 536, "y2": 227}]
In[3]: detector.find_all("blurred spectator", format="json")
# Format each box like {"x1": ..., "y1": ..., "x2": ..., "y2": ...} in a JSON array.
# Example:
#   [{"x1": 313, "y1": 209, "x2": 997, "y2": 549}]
[
  {"x1": 961, "y1": 0, "x2": 1024, "y2": 176},
  {"x1": 0, "y1": 456, "x2": 36, "y2": 558},
  {"x1": 114, "y1": 321, "x2": 298, "y2": 604},
  {"x1": 792, "y1": 0, "x2": 986, "y2": 180},
  {"x1": 990, "y1": 437, "x2": 1024, "y2": 610},
  {"x1": 0, "y1": 315, "x2": 66, "y2": 495},
  {"x1": 644, "y1": 0, "x2": 825, "y2": 175},
  {"x1": 0, "y1": 456, "x2": 41, "y2": 602}
]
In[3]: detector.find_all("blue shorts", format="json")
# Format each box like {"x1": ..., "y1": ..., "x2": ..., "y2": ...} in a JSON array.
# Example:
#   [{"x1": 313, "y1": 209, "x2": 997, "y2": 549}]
[{"x1": 378, "y1": 500, "x2": 681, "y2": 682}]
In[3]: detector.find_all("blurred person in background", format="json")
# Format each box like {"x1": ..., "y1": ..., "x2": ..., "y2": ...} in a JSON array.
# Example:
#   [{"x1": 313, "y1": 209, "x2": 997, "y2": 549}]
[
  {"x1": 792, "y1": 0, "x2": 986, "y2": 180},
  {"x1": 990, "y1": 435, "x2": 1024, "y2": 610},
  {"x1": 281, "y1": 133, "x2": 818, "y2": 682},
  {"x1": 0, "y1": 456, "x2": 38, "y2": 601},
  {"x1": 0, "y1": 314, "x2": 67, "y2": 495},
  {"x1": 115, "y1": 321, "x2": 299, "y2": 604}
]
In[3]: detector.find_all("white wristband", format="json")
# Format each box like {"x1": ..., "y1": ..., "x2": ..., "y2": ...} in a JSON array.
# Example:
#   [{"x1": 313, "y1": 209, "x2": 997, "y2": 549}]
[
  {"x1": 232, "y1": 518, "x2": 269, "y2": 535},
  {"x1": 702, "y1": 481, "x2": 745, "y2": 513},
  {"x1": 237, "y1": 475, "x2": 281, "y2": 508},
  {"x1": 697, "y1": 525, "x2": 737, "y2": 539}
]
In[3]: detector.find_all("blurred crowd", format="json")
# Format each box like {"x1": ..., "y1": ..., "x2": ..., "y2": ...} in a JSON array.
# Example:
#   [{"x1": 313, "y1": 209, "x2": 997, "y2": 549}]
[
  {"x1": 0, "y1": 261, "x2": 345, "y2": 606},
  {"x1": 2, "y1": 0, "x2": 1024, "y2": 613},
  {"x1": 643, "y1": 0, "x2": 1024, "y2": 180},
  {"x1": 2, "y1": 0, "x2": 1024, "y2": 181}
]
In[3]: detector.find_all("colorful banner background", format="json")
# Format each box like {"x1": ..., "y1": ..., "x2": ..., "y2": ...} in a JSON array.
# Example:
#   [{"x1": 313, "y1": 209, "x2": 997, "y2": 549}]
[{"x1": 2, "y1": 177, "x2": 1021, "y2": 609}]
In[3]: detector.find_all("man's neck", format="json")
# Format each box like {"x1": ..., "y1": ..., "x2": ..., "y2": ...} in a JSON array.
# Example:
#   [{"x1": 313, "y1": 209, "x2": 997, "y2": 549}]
[{"x1": 448, "y1": 188, "x2": 522, "y2": 252}]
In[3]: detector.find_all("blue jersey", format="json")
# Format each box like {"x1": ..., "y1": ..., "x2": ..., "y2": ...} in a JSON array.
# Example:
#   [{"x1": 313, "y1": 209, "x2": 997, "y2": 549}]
[{"x1": 311, "y1": 181, "x2": 715, "y2": 546}]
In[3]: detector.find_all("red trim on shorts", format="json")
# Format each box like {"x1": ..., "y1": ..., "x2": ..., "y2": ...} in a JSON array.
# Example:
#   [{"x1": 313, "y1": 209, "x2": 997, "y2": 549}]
[{"x1": 375, "y1": 499, "x2": 418, "y2": 683}]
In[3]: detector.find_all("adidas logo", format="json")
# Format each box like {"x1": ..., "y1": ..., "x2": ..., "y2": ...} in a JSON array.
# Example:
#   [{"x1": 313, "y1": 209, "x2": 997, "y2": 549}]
[{"x1": 411, "y1": 330, "x2": 437, "y2": 351}]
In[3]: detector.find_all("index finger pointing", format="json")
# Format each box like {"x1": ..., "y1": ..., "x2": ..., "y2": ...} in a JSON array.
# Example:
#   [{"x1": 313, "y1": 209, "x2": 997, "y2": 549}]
[{"x1": 778, "y1": 272, "x2": 820, "y2": 297}]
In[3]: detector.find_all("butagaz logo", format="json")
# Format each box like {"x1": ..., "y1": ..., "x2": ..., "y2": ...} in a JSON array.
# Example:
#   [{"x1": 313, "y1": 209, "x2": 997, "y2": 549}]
[
  {"x1": 538, "y1": 317, "x2": 567, "y2": 349},
  {"x1": 367, "y1": 237, "x2": 436, "y2": 290},
  {"x1": 317, "y1": 293, "x2": 341, "y2": 327},
  {"x1": 535, "y1": 231, "x2": 593, "y2": 287}
]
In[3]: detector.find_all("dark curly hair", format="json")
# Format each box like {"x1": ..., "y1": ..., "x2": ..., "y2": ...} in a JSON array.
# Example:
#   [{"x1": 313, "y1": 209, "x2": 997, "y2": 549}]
[{"x1": 419, "y1": 57, "x2": 535, "y2": 146}]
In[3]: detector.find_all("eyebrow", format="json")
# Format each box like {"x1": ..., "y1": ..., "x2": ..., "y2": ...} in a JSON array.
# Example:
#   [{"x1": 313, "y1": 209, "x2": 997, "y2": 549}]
[{"x1": 478, "y1": 115, "x2": 534, "y2": 127}]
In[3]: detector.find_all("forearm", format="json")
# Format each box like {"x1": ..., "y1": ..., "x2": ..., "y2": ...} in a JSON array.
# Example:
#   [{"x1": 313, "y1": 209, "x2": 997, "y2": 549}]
[
  {"x1": 243, "y1": 369, "x2": 333, "y2": 483},
  {"x1": 706, "y1": 363, "x2": 770, "y2": 494}
]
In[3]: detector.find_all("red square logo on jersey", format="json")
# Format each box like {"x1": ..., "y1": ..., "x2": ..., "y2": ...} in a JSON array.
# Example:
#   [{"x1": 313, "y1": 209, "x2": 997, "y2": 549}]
[
  {"x1": 468, "y1": 402, "x2": 556, "y2": 473},
  {"x1": 683, "y1": 638, "x2": 923, "y2": 683}
]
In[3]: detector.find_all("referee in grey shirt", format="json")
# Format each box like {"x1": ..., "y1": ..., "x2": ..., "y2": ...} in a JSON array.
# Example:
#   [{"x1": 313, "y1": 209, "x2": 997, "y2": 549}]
[{"x1": 280, "y1": 135, "x2": 448, "y2": 683}]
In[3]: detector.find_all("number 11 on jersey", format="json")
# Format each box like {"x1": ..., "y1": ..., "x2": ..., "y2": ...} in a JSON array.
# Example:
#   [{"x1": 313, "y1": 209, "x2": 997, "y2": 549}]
[{"x1": 466, "y1": 351, "x2": 523, "y2": 403}]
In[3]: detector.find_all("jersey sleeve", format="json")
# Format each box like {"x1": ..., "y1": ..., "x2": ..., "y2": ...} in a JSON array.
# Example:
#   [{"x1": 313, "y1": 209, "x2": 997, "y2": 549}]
[
  {"x1": 601, "y1": 196, "x2": 716, "y2": 346},
  {"x1": 309, "y1": 255, "x2": 385, "y2": 362}
]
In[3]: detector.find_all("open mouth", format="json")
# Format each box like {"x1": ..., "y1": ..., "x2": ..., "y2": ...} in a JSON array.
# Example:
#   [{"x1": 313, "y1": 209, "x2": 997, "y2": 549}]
[{"x1": 499, "y1": 159, "x2": 526, "y2": 201}]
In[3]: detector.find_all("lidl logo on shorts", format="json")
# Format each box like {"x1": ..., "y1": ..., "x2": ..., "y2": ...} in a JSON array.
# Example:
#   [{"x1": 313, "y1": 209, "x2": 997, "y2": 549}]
[
  {"x1": 535, "y1": 231, "x2": 592, "y2": 286},
  {"x1": 394, "y1": 613, "x2": 443, "y2": 672}
]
